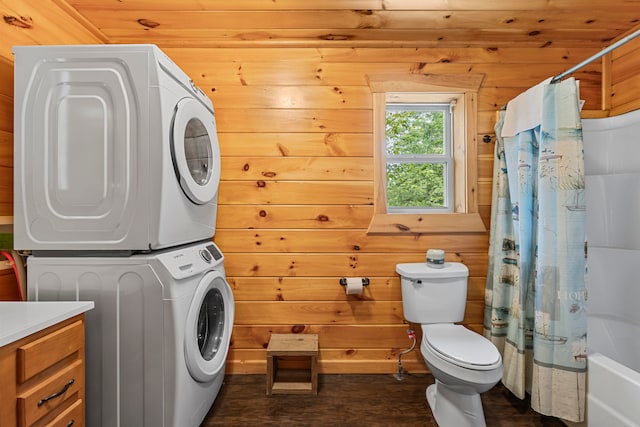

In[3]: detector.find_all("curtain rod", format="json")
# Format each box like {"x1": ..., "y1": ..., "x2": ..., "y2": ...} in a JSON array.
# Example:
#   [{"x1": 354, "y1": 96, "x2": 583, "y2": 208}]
[{"x1": 551, "y1": 28, "x2": 640, "y2": 83}]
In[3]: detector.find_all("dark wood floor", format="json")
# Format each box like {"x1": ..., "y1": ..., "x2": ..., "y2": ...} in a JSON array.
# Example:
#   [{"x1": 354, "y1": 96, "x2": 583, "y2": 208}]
[{"x1": 201, "y1": 374, "x2": 567, "y2": 427}]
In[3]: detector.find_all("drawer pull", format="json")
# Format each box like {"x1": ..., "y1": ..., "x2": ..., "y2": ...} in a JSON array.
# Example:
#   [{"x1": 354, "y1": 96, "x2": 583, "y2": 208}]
[
  {"x1": 66, "y1": 420, "x2": 75, "y2": 426},
  {"x1": 37, "y1": 379, "x2": 75, "y2": 406}
]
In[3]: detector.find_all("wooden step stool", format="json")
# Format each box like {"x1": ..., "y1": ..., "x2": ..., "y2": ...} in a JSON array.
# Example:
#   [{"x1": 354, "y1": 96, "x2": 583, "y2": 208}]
[{"x1": 266, "y1": 333, "x2": 318, "y2": 395}]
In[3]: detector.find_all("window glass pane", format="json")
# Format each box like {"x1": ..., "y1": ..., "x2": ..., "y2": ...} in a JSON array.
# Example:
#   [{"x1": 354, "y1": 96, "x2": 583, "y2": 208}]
[
  {"x1": 386, "y1": 163, "x2": 445, "y2": 208},
  {"x1": 385, "y1": 110, "x2": 445, "y2": 156}
]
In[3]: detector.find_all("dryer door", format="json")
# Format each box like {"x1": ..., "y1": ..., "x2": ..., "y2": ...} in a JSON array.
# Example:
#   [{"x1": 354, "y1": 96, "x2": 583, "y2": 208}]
[
  {"x1": 184, "y1": 271, "x2": 235, "y2": 383},
  {"x1": 171, "y1": 98, "x2": 221, "y2": 205}
]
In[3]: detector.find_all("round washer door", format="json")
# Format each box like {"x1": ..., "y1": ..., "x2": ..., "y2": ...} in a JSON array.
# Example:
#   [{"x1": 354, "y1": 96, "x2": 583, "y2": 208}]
[
  {"x1": 184, "y1": 270, "x2": 235, "y2": 383},
  {"x1": 171, "y1": 97, "x2": 221, "y2": 205}
]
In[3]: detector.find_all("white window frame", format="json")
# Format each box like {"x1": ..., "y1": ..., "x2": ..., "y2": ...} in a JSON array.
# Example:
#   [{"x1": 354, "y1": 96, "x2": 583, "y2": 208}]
[
  {"x1": 367, "y1": 74, "x2": 486, "y2": 235},
  {"x1": 384, "y1": 98, "x2": 454, "y2": 213}
]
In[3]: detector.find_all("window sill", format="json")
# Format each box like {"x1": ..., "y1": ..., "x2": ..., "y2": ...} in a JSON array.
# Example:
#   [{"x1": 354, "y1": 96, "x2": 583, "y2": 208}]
[{"x1": 366, "y1": 213, "x2": 487, "y2": 235}]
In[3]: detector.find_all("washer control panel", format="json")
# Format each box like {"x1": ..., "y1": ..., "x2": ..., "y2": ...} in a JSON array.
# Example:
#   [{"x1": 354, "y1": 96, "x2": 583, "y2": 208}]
[{"x1": 158, "y1": 241, "x2": 224, "y2": 279}]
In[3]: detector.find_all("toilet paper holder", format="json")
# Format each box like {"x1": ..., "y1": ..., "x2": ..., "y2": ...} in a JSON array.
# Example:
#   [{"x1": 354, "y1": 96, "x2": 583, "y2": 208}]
[{"x1": 339, "y1": 277, "x2": 370, "y2": 286}]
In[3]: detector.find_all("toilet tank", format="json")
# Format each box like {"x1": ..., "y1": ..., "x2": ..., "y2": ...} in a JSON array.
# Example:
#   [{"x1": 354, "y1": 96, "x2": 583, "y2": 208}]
[{"x1": 396, "y1": 262, "x2": 469, "y2": 324}]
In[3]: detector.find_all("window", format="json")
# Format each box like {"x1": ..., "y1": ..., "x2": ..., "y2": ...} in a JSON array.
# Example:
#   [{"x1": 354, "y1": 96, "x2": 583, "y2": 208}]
[
  {"x1": 385, "y1": 99, "x2": 454, "y2": 213},
  {"x1": 367, "y1": 74, "x2": 486, "y2": 235}
]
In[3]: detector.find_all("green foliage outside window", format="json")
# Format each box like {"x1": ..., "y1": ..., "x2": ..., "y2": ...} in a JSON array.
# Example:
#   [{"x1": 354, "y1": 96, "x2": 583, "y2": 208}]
[{"x1": 385, "y1": 109, "x2": 447, "y2": 209}]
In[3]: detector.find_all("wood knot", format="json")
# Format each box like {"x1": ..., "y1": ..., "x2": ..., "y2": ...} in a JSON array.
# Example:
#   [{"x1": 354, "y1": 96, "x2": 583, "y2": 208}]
[
  {"x1": 243, "y1": 163, "x2": 250, "y2": 171},
  {"x1": 4, "y1": 15, "x2": 33, "y2": 28},
  {"x1": 316, "y1": 214, "x2": 329, "y2": 222},
  {"x1": 291, "y1": 325, "x2": 306, "y2": 333},
  {"x1": 395, "y1": 223, "x2": 410, "y2": 231},
  {"x1": 319, "y1": 34, "x2": 351, "y2": 41},
  {"x1": 256, "y1": 180, "x2": 266, "y2": 188},
  {"x1": 259, "y1": 210, "x2": 267, "y2": 217},
  {"x1": 276, "y1": 143, "x2": 289, "y2": 156},
  {"x1": 411, "y1": 62, "x2": 427, "y2": 72},
  {"x1": 137, "y1": 18, "x2": 160, "y2": 29},
  {"x1": 262, "y1": 171, "x2": 276, "y2": 178}
]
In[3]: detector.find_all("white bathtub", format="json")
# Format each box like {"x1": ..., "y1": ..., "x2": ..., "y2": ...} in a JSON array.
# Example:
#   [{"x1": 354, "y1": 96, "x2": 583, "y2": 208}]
[
  {"x1": 583, "y1": 109, "x2": 640, "y2": 427},
  {"x1": 588, "y1": 353, "x2": 640, "y2": 427}
]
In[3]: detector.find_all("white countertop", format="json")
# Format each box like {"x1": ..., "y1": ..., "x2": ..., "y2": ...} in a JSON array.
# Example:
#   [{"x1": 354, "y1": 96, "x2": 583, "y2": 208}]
[{"x1": 0, "y1": 301, "x2": 94, "y2": 347}]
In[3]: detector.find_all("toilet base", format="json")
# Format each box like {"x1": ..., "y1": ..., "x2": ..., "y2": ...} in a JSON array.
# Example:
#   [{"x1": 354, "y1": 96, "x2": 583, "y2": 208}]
[{"x1": 426, "y1": 380, "x2": 487, "y2": 427}]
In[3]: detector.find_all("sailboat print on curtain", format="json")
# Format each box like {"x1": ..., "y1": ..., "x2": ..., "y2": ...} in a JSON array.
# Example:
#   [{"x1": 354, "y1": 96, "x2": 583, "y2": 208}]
[
  {"x1": 534, "y1": 104, "x2": 587, "y2": 373},
  {"x1": 484, "y1": 78, "x2": 587, "y2": 422}
]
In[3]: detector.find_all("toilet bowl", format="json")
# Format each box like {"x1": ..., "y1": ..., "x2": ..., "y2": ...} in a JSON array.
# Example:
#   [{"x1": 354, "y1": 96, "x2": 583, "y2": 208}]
[
  {"x1": 420, "y1": 324, "x2": 503, "y2": 427},
  {"x1": 396, "y1": 262, "x2": 504, "y2": 427}
]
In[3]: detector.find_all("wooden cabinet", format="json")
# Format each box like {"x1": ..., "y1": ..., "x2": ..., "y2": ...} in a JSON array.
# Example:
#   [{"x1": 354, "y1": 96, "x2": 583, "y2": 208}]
[{"x1": 0, "y1": 315, "x2": 86, "y2": 427}]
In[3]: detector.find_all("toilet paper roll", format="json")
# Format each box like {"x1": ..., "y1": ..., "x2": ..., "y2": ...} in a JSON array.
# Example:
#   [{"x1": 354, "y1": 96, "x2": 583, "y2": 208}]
[{"x1": 344, "y1": 278, "x2": 364, "y2": 295}]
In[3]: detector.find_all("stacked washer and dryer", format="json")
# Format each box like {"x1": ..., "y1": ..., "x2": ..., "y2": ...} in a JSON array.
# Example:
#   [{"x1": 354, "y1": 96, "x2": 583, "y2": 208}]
[{"x1": 13, "y1": 45, "x2": 234, "y2": 427}]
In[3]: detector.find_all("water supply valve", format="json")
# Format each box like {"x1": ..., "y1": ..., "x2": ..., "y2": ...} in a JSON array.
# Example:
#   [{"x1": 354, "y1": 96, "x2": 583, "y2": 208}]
[{"x1": 395, "y1": 326, "x2": 417, "y2": 381}]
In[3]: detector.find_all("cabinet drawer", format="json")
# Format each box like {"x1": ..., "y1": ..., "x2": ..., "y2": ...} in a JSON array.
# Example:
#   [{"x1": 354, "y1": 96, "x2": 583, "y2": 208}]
[
  {"x1": 43, "y1": 398, "x2": 83, "y2": 427},
  {"x1": 18, "y1": 359, "x2": 84, "y2": 427},
  {"x1": 18, "y1": 321, "x2": 83, "y2": 382}
]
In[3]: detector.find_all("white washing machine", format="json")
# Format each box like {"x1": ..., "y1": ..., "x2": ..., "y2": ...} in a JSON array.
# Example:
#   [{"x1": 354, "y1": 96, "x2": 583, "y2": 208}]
[
  {"x1": 27, "y1": 240, "x2": 234, "y2": 427},
  {"x1": 13, "y1": 44, "x2": 221, "y2": 253}
]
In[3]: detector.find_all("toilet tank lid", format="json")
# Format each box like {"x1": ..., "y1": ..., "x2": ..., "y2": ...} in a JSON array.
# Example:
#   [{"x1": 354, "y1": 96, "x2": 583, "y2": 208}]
[{"x1": 396, "y1": 262, "x2": 468, "y2": 279}]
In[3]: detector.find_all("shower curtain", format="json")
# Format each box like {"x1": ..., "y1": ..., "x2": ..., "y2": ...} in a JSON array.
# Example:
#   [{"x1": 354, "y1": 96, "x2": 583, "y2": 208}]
[{"x1": 484, "y1": 77, "x2": 587, "y2": 422}]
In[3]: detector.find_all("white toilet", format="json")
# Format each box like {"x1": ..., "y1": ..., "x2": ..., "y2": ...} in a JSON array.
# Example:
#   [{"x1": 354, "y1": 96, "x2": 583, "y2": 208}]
[{"x1": 396, "y1": 262, "x2": 503, "y2": 427}]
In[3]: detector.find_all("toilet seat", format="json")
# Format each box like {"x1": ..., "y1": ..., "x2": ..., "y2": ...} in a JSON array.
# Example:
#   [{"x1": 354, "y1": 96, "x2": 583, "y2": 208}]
[{"x1": 422, "y1": 324, "x2": 501, "y2": 370}]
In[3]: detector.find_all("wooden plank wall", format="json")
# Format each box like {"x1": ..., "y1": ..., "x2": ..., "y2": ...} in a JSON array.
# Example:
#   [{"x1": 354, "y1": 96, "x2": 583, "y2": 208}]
[
  {"x1": 161, "y1": 47, "x2": 604, "y2": 374},
  {"x1": 0, "y1": 57, "x2": 12, "y2": 217},
  {"x1": 610, "y1": 31, "x2": 640, "y2": 115}
]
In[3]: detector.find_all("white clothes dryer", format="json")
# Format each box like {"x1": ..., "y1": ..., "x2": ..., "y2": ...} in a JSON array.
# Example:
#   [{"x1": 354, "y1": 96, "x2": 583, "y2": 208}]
[
  {"x1": 28, "y1": 240, "x2": 234, "y2": 427},
  {"x1": 14, "y1": 44, "x2": 221, "y2": 253}
]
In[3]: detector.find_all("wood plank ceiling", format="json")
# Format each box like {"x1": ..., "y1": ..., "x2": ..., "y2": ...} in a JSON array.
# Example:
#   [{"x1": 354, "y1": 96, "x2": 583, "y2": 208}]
[{"x1": 60, "y1": 0, "x2": 640, "y2": 48}]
